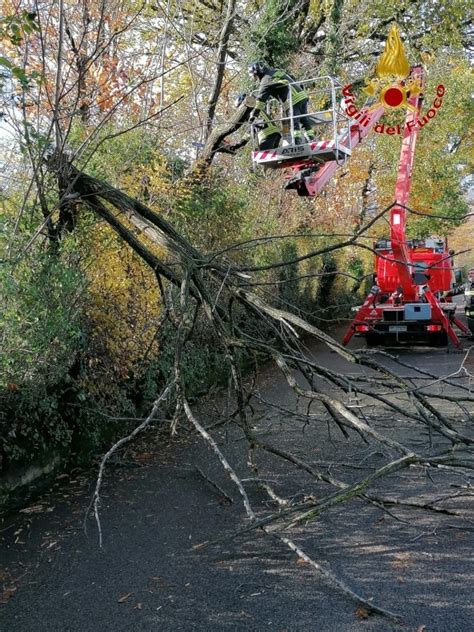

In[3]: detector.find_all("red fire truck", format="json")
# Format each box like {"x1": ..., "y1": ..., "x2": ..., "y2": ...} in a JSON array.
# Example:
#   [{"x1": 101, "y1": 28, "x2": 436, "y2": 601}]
[{"x1": 251, "y1": 66, "x2": 469, "y2": 347}]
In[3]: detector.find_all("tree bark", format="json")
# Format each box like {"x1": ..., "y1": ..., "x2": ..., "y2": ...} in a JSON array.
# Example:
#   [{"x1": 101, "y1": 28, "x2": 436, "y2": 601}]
[{"x1": 204, "y1": 0, "x2": 237, "y2": 139}]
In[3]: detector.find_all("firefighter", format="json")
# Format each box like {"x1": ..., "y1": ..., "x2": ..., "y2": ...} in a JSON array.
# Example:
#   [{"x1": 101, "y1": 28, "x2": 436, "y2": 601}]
[
  {"x1": 247, "y1": 62, "x2": 315, "y2": 145},
  {"x1": 465, "y1": 268, "x2": 474, "y2": 335},
  {"x1": 235, "y1": 93, "x2": 281, "y2": 150},
  {"x1": 391, "y1": 286, "x2": 403, "y2": 306}
]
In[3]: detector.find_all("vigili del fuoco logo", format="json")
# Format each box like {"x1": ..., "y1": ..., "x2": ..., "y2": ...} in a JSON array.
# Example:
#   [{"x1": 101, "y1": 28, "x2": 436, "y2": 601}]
[{"x1": 342, "y1": 24, "x2": 445, "y2": 135}]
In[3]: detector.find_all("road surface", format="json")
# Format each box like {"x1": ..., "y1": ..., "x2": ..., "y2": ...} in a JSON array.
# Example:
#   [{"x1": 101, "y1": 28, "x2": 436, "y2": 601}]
[{"x1": 1, "y1": 328, "x2": 473, "y2": 632}]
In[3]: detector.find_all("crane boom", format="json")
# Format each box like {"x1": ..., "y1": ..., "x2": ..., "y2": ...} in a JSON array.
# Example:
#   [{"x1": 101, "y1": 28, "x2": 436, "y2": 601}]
[
  {"x1": 342, "y1": 65, "x2": 468, "y2": 347},
  {"x1": 248, "y1": 66, "x2": 467, "y2": 347},
  {"x1": 299, "y1": 105, "x2": 385, "y2": 197},
  {"x1": 390, "y1": 65, "x2": 424, "y2": 300}
]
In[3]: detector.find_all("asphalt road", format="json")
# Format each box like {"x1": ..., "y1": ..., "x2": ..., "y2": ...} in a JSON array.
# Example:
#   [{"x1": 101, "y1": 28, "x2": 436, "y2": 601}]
[{"x1": 1, "y1": 327, "x2": 473, "y2": 632}]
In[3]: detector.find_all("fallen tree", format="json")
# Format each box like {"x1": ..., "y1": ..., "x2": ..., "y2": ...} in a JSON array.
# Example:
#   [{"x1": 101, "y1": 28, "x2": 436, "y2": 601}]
[
  {"x1": 2, "y1": 3, "x2": 473, "y2": 623},
  {"x1": 50, "y1": 158, "x2": 474, "y2": 623}
]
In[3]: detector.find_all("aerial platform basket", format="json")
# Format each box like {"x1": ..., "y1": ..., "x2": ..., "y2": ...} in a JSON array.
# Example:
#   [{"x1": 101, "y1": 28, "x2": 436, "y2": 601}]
[
  {"x1": 251, "y1": 76, "x2": 353, "y2": 169},
  {"x1": 252, "y1": 137, "x2": 352, "y2": 169}
]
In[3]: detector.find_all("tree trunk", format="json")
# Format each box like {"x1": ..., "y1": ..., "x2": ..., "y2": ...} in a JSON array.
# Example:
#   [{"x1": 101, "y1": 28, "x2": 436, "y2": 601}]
[{"x1": 204, "y1": 0, "x2": 237, "y2": 139}]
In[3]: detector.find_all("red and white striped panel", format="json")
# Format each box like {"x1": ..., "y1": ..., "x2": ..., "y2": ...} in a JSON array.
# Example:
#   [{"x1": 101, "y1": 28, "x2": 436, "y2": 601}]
[
  {"x1": 252, "y1": 150, "x2": 278, "y2": 162},
  {"x1": 309, "y1": 140, "x2": 336, "y2": 151}
]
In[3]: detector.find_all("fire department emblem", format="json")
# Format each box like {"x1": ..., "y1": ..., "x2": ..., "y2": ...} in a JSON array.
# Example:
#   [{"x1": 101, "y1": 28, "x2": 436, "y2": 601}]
[
  {"x1": 363, "y1": 24, "x2": 422, "y2": 113},
  {"x1": 342, "y1": 23, "x2": 444, "y2": 135}
]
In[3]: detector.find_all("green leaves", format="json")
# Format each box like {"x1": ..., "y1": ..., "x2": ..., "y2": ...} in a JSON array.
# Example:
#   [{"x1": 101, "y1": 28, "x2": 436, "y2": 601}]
[
  {"x1": 0, "y1": 247, "x2": 89, "y2": 465},
  {"x1": 0, "y1": 63, "x2": 41, "y2": 90},
  {"x1": 248, "y1": 0, "x2": 301, "y2": 67},
  {"x1": 0, "y1": 56, "x2": 12, "y2": 69},
  {"x1": 0, "y1": 253, "x2": 86, "y2": 389},
  {"x1": 0, "y1": 11, "x2": 41, "y2": 91},
  {"x1": 11, "y1": 66, "x2": 28, "y2": 87},
  {"x1": 0, "y1": 10, "x2": 39, "y2": 47}
]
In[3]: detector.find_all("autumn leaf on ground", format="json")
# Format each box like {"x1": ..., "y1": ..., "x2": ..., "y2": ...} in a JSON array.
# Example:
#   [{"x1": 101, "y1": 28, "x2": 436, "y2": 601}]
[
  {"x1": 355, "y1": 606, "x2": 370, "y2": 619},
  {"x1": 20, "y1": 504, "x2": 54, "y2": 514},
  {"x1": 237, "y1": 610, "x2": 253, "y2": 619},
  {"x1": 193, "y1": 542, "x2": 207, "y2": 550},
  {"x1": 19, "y1": 504, "x2": 45, "y2": 514},
  {"x1": 0, "y1": 587, "x2": 17, "y2": 604},
  {"x1": 134, "y1": 452, "x2": 154, "y2": 461},
  {"x1": 118, "y1": 592, "x2": 132, "y2": 603},
  {"x1": 392, "y1": 552, "x2": 413, "y2": 570}
]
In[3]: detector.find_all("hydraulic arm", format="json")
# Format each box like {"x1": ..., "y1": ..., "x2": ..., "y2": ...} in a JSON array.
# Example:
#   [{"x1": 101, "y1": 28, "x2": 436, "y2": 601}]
[{"x1": 342, "y1": 66, "x2": 468, "y2": 347}]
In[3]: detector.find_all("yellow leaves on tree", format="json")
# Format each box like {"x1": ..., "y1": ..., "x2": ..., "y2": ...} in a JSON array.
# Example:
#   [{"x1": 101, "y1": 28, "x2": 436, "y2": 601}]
[
  {"x1": 448, "y1": 213, "x2": 474, "y2": 273},
  {"x1": 82, "y1": 221, "x2": 161, "y2": 391}
]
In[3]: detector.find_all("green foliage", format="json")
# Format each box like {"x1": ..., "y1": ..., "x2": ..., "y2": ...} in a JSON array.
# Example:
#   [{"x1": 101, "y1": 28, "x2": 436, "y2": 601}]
[
  {"x1": 0, "y1": 231, "x2": 151, "y2": 466},
  {"x1": 172, "y1": 166, "x2": 251, "y2": 251},
  {"x1": 248, "y1": 0, "x2": 301, "y2": 67},
  {"x1": 314, "y1": 253, "x2": 337, "y2": 310},
  {"x1": 0, "y1": 252, "x2": 85, "y2": 388},
  {"x1": 346, "y1": 255, "x2": 366, "y2": 294},
  {"x1": 0, "y1": 245, "x2": 87, "y2": 464},
  {"x1": 347, "y1": 255, "x2": 364, "y2": 280},
  {"x1": 1, "y1": 385, "x2": 74, "y2": 465},
  {"x1": 0, "y1": 11, "x2": 41, "y2": 91},
  {"x1": 278, "y1": 242, "x2": 300, "y2": 308},
  {"x1": 153, "y1": 317, "x2": 230, "y2": 395},
  {"x1": 410, "y1": 176, "x2": 468, "y2": 238},
  {"x1": 0, "y1": 11, "x2": 39, "y2": 47},
  {"x1": 322, "y1": 0, "x2": 344, "y2": 76}
]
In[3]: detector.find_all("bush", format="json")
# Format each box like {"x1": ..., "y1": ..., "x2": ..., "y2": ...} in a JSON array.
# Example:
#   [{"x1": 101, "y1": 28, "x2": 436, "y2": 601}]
[{"x1": 0, "y1": 250, "x2": 86, "y2": 466}]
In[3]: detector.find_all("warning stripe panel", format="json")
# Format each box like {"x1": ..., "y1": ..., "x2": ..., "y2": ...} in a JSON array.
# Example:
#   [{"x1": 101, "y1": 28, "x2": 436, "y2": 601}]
[
  {"x1": 252, "y1": 151, "x2": 278, "y2": 161},
  {"x1": 309, "y1": 140, "x2": 336, "y2": 150},
  {"x1": 252, "y1": 140, "x2": 351, "y2": 165}
]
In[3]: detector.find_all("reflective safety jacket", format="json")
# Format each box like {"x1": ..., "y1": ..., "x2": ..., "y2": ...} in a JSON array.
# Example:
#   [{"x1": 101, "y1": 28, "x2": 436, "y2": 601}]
[
  {"x1": 244, "y1": 94, "x2": 280, "y2": 142},
  {"x1": 250, "y1": 67, "x2": 309, "y2": 118},
  {"x1": 254, "y1": 110, "x2": 280, "y2": 142},
  {"x1": 465, "y1": 283, "x2": 474, "y2": 308}
]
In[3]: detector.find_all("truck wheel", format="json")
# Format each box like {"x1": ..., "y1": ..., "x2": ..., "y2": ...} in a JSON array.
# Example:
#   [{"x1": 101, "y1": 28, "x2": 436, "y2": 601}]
[
  {"x1": 366, "y1": 332, "x2": 383, "y2": 347},
  {"x1": 431, "y1": 332, "x2": 448, "y2": 347},
  {"x1": 467, "y1": 317, "x2": 474, "y2": 337}
]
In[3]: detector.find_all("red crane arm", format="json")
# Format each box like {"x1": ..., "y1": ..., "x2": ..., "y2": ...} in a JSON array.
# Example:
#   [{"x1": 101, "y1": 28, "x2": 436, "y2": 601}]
[
  {"x1": 302, "y1": 105, "x2": 385, "y2": 197},
  {"x1": 390, "y1": 65, "x2": 424, "y2": 299}
]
